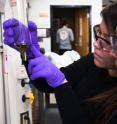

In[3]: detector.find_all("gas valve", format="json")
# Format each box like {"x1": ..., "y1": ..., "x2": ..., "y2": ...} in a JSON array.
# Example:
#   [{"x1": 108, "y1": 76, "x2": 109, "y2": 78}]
[{"x1": 22, "y1": 92, "x2": 34, "y2": 104}]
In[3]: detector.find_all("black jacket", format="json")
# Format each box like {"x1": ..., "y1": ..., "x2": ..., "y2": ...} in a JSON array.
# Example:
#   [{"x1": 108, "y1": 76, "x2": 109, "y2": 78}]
[{"x1": 29, "y1": 53, "x2": 117, "y2": 124}]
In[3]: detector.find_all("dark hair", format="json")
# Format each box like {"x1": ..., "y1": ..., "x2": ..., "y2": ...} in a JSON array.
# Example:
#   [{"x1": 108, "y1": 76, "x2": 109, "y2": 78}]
[
  {"x1": 61, "y1": 20, "x2": 69, "y2": 27},
  {"x1": 101, "y1": 2, "x2": 117, "y2": 34},
  {"x1": 89, "y1": 3, "x2": 117, "y2": 124},
  {"x1": 88, "y1": 87, "x2": 117, "y2": 124}
]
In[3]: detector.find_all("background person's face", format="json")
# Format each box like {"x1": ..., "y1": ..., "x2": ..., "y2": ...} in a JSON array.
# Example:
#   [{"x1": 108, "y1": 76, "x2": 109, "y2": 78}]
[{"x1": 93, "y1": 20, "x2": 116, "y2": 69}]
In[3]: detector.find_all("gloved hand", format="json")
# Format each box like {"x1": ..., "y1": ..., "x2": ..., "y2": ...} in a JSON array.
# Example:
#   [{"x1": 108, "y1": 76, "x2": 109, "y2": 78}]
[
  {"x1": 3, "y1": 18, "x2": 39, "y2": 59},
  {"x1": 28, "y1": 47, "x2": 65, "y2": 88},
  {"x1": 27, "y1": 20, "x2": 40, "y2": 59},
  {"x1": 3, "y1": 18, "x2": 31, "y2": 48}
]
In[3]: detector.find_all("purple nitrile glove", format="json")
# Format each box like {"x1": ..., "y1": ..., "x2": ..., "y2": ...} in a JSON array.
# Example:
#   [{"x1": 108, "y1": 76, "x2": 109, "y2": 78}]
[
  {"x1": 28, "y1": 21, "x2": 39, "y2": 50},
  {"x1": 26, "y1": 20, "x2": 40, "y2": 59},
  {"x1": 28, "y1": 47, "x2": 65, "y2": 88},
  {"x1": 3, "y1": 18, "x2": 40, "y2": 59},
  {"x1": 3, "y1": 18, "x2": 31, "y2": 48}
]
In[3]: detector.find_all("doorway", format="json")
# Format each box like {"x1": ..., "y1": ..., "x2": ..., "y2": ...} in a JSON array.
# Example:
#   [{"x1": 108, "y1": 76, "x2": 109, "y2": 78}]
[{"x1": 50, "y1": 6, "x2": 92, "y2": 56}]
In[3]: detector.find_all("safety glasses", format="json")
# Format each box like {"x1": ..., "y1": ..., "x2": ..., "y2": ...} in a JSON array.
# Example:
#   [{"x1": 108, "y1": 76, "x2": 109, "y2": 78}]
[{"x1": 93, "y1": 24, "x2": 117, "y2": 49}]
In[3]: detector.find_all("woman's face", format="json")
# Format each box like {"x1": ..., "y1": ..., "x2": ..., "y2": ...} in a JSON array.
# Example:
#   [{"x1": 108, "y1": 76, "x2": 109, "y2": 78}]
[{"x1": 93, "y1": 20, "x2": 116, "y2": 69}]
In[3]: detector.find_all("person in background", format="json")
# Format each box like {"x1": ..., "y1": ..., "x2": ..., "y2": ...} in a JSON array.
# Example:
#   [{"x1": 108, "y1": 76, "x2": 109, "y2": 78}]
[
  {"x1": 56, "y1": 20, "x2": 74, "y2": 55},
  {"x1": 3, "y1": 2, "x2": 117, "y2": 124}
]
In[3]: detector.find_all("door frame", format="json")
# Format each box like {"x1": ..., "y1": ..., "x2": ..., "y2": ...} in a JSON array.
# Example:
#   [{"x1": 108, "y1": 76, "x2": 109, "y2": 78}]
[{"x1": 50, "y1": 5, "x2": 92, "y2": 53}]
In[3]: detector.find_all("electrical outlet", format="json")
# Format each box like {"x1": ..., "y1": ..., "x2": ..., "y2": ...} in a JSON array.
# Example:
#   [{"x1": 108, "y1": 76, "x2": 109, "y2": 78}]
[{"x1": 20, "y1": 111, "x2": 29, "y2": 124}]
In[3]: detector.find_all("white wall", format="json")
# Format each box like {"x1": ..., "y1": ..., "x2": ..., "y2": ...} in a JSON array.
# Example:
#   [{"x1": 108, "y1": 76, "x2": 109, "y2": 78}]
[
  {"x1": 29, "y1": 0, "x2": 102, "y2": 28},
  {"x1": 28, "y1": 0, "x2": 102, "y2": 52}
]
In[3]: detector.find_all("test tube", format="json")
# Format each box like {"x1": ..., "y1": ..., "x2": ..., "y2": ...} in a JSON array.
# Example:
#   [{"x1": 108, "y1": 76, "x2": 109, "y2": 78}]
[
  {"x1": 13, "y1": 24, "x2": 30, "y2": 63},
  {"x1": 15, "y1": 41, "x2": 29, "y2": 63}
]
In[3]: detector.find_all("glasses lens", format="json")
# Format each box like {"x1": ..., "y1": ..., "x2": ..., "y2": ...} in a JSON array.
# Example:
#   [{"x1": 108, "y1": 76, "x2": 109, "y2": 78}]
[
  {"x1": 93, "y1": 25, "x2": 100, "y2": 40},
  {"x1": 110, "y1": 36, "x2": 117, "y2": 49},
  {"x1": 93, "y1": 25, "x2": 111, "y2": 45}
]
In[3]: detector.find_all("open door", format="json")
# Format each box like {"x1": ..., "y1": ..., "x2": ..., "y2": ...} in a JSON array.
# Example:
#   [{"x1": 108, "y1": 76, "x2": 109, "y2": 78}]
[{"x1": 74, "y1": 8, "x2": 90, "y2": 56}]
